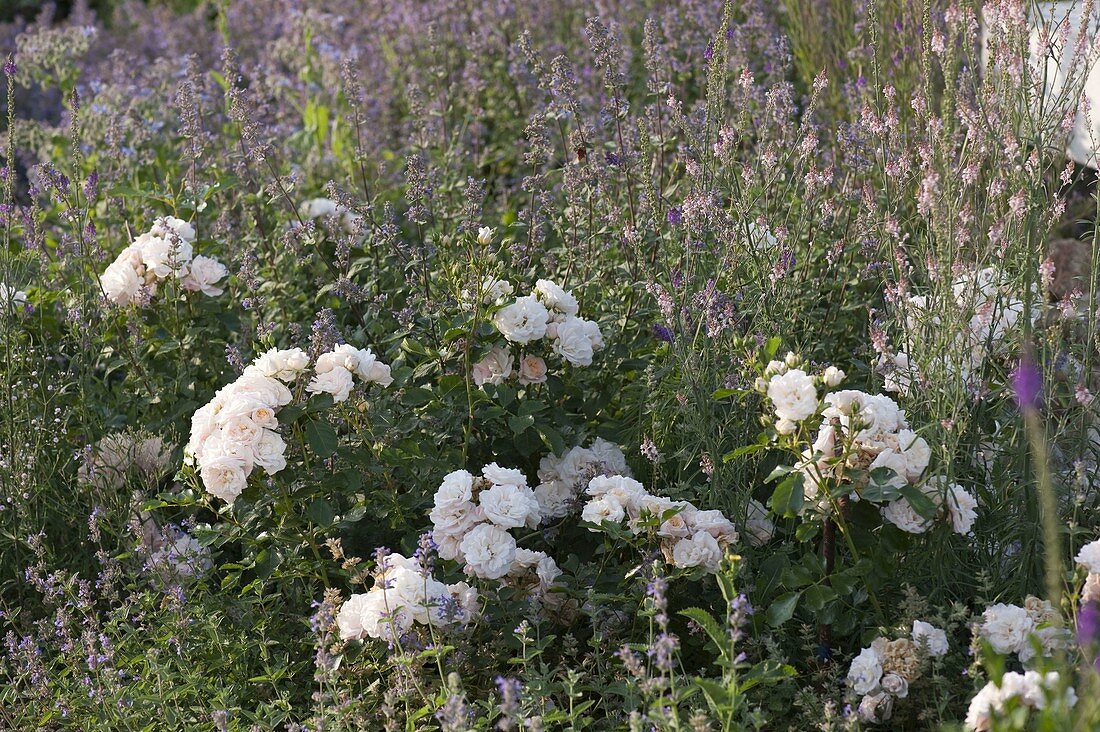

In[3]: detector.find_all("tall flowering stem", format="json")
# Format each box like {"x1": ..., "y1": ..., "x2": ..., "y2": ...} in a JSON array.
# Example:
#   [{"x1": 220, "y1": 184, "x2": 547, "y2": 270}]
[{"x1": 1015, "y1": 355, "x2": 1062, "y2": 607}]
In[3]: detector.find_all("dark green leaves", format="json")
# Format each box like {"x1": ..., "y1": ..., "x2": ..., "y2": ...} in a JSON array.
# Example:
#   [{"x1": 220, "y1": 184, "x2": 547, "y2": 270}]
[{"x1": 768, "y1": 472, "x2": 804, "y2": 518}]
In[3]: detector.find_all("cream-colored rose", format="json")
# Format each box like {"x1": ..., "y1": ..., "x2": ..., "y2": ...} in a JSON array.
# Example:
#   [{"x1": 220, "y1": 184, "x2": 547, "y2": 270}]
[{"x1": 518, "y1": 354, "x2": 547, "y2": 385}]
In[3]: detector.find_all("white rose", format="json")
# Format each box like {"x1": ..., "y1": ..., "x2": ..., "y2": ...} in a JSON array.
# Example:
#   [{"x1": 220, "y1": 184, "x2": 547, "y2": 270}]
[
  {"x1": 389, "y1": 567, "x2": 449, "y2": 624},
  {"x1": 535, "y1": 553, "x2": 561, "y2": 589},
  {"x1": 846, "y1": 646, "x2": 883, "y2": 695},
  {"x1": 946, "y1": 483, "x2": 978, "y2": 534},
  {"x1": 472, "y1": 345, "x2": 513, "y2": 387},
  {"x1": 199, "y1": 453, "x2": 251, "y2": 503},
  {"x1": 557, "y1": 446, "x2": 597, "y2": 485},
  {"x1": 253, "y1": 429, "x2": 287, "y2": 473},
  {"x1": 586, "y1": 475, "x2": 646, "y2": 508},
  {"x1": 219, "y1": 413, "x2": 265, "y2": 451},
  {"x1": 881, "y1": 498, "x2": 932, "y2": 534},
  {"x1": 583, "y1": 319, "x2": 604, "y2": 351},
  {"x1": 479, "y1": 483, "x2": 541, "y2": 529},
  {"x1": 897, "y1": 430, "x2": 931, "y2": 480},
  {"x1": 744, "y1": 499, "x2": 774, "y2": 547},
  {"x1": 588, "y1": 438, "x2": 629, "y2": 475},
  {"x1": 476, "y1": 226, "x2": 494, "y2": 245},
  {"x1": 433, "y1": 529, "x2": 465, "y2": 561},
  {"x1": 337, "y1": 592, "x2": 376, "y2": 640},
  {"x1": 100, "y1": 257, "x2": 144, "y2": 306},
  {"x1": 534, "y1": 278, "x2": 580, "y2": 316},
  {"x1": 307, "y1": 366, "x2": 355, "y2": 403},
  {"x1": 459, "y1": 523, "x2": 517, "y2": 579},
  {"x1": 343, "y1": 345, "x2": 392, "y2": 387},
  {"x1": 136, "y1": 232, "x2": 193, "y2": 279},
  {"x1": 868, "y1": 449, "x2": 908, "y2": 490},
  {"x1": 858, "y1": 394, "x2": 906, "y2": 438},
  {"x1": 463, "y1": 276, "x2": 513, "y2": 305},
  {"x1": 767, "y1": 369, "x2": 818, "y2": 422},
  {"x1": 911, "y1": 620, "x2": 949, "y2": 657},
  {"x1": 980, "y1": 603, "x2": 1034, "y2": 655},
  {"x1": 964, "y1": 680, "x2": 1003, "y2": 731},
  {"x1": 518, "y1": 354, "x2": 548, "y2": 385},
  {"x1": 657, "y1": 508, "x2": 691, "y2": 539},
  {"x1": 670, "y1": 531, "x2": 723, "y2": 572},
  {"x1": 534, "y1": 480, "x2": 574, "y2": 519},
  {"x1": 493, "y1": 295, "x2": 550, "y2": 344},
  {"x1": 317, "y1": 344, "x2": 363, "y2": 374},
  {"x1": 435, "y1": 469, "x2": 474, "y2": 507},
  {"x1": 552, "y1": 316, "x2": 598, "y2": 366},
  {"x1": 235, "y1": 369, "x2": 293, "y2": 407},
  {"x1": 299, "y1": 197, "x2": 339, "y2": 219},
  {"x1": 685, "y1": 508, "x2": 738, "y2": 543},
  {"x1": 482, "y1": 462, "x2": 528, "y2": 488},
  {"x1": 253, "y1": 348, "x2": 310, "y2": 382},
  {"x1": 353, "y1": 589, "x2": 413, "y2": 641},
  {"x1": 823, "y1": 366, "x2": 845, "y2": 387},
  {"x1": 299, "y1": 198, "x2": 361, "y2": 231},
  {"x1": 429, "y1": 500, "x2": 480, "y2": 535},
  {"x1": 443, "y1": 581, "x2": 481, "y2": 624},
  {"x1": 1076, "y1": 539, "x2": 1100, "y2": 573},
  {"x1": 581, "y1": 495, "x2": 625, "y2": 527},
  {"x1": 180, "y1": 255, "x2": 227, "y2": 296},
  {"x1": 152, "y1": 216, "x2": 196, "y2": 243},
  {"x1": 883, "y1": 351, "x2": 916, "y2": 395}
]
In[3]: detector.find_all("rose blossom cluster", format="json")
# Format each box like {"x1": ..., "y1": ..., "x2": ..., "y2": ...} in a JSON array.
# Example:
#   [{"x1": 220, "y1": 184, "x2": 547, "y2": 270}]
[
  {"x1": 336, "y1": 551, "x2": 480, "y2": 643},
  {"x1": 846, "y1": 621, "x2": 948, "y2": 724},
  {"x1": 429, "y1": 465, "x2": 563, "y2": 604},
  {"x1": 186, "y1": 347, "x2": 309, "y2": 503},
  {"x1": 977, "y1": 597, "x2": 1068, "y2": 662},
  {"x1": 879, "y1": 475, "x2": 978, "y2": 536},
  {"x1": 783, "y1": 378, "x2": 978, "y2": 534},
  {"x1": 477, "y1": 279, "x2": 603, "y2": 384},
  {"x1": 533, "y1": 438, "x2": 630, "y2": 520},
  {"x1": 580, "y1": 475, "x2": 738, "y2": 573},
  {"x1": 187, "y1": 344, "x2": 392, "y2": 502},
  {"x1": 761, "y1": 353, "x2": 843, "y2": 434},
  {"x1": 99, "y1": 216, "x2": 227, "y2": 306},
  {"x1": 305, "y1": 343, "x2": 394, "y2": 403},
  {"x1": 882, "y1": 266, "x2": 1030, "y2": 395},
  {"x1": 964, "y1": 671, "x2": 1076, "y2": 731}
]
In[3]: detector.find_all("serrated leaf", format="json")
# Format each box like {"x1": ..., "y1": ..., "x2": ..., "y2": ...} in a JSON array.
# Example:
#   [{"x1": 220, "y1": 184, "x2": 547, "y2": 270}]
[
  {"x1": 305, "y1": 420, "x2": 338, "y2": 457},
  {"x1": 768, "y1": 472, "x2": 804, "y2": 518}
]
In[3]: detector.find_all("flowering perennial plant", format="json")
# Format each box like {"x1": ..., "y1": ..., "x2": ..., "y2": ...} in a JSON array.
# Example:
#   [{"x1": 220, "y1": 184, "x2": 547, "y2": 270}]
[
  {"x1": 98, "y1": 216, "x2": 227, "y2": 306},
  {"x1": 582, "y1": 474, "x2": 738, "y2": 573},
  {"x1": 6, "y1": 0, "x2": 1100, "y2": 728},
  {"x1": 846, "y1": 620, "x2": 949, "y2": 724},
  {"x1": 336, "y1": 550, "x2": 479, "y2": 643}
]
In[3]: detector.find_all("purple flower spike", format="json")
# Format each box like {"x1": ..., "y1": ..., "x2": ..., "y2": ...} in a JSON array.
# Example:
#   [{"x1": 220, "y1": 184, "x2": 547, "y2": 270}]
[{"x1": 1011, "y1": 357, "x2": 1042, "y2": 410}]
